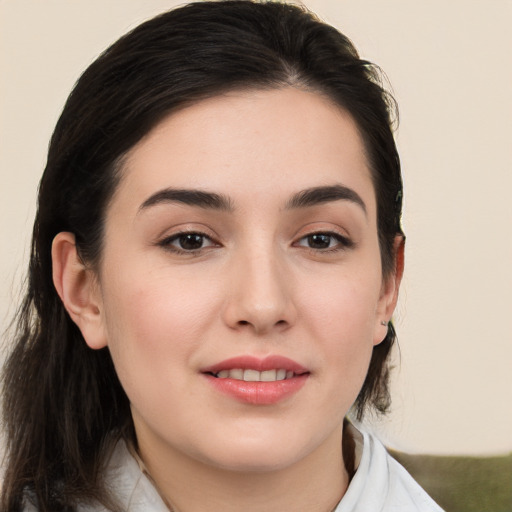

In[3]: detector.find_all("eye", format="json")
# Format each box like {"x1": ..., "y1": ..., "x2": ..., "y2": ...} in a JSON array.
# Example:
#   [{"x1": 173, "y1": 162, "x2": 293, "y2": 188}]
[
  {"x1": 159, "y1": 232, "x2": 217, "y2": 253},
  {"x1": 295, "y1": 232, "x2": 353, "y2": 251}
]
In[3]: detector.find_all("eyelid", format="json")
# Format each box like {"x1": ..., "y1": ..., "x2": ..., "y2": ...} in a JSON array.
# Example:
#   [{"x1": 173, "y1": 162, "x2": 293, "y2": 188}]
[
  {"x1": 292, "y1": 227, "x2": 355, "y2": 252},
  {"x1": 156, "y1": 227, "x2": 221, "y2": 255}
]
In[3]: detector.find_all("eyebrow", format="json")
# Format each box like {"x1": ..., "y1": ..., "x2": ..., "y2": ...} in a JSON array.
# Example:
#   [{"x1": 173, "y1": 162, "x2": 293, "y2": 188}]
[
  {"x1": 139, "y1": 188, "x2": 234, "y2": 212},
  {"x1": 285, "y1": 185, "x2": 367, "y2": 215},
  {"x1": 138, "y1": 184, "x2": 366, "y2": 215}
]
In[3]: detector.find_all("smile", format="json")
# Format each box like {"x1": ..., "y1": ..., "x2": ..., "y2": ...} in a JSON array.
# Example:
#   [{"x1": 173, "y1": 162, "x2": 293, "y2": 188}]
[
  {"x1": 202, "y1": 355, "x2": 310, "y2": 405},
  {"x1": 215, "y1": 369, "x2": 296, "y2": 381}
]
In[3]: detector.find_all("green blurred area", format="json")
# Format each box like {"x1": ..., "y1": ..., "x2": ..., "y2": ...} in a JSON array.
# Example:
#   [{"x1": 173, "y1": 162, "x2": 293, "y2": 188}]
[{"x1": 390, "y1": 450, "x2": 512, "y2": 512}]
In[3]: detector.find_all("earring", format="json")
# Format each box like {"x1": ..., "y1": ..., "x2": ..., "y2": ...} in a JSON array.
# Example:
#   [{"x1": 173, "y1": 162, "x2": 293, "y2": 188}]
[{"x1": 380, "y1": 320, "x2": 388, "y2": 326}]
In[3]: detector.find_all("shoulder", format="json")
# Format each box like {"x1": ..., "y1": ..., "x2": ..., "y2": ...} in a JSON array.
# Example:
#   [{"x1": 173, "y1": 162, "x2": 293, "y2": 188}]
[
  {"x1": 336, "y1": 429, "x2": 445, "y2": 512},
  {"x1": 22, "y1": 441, "x2": 168, "y2": 512},
  {"x1": 82, "y1": 440, "x2": 168, "y2": 512}
]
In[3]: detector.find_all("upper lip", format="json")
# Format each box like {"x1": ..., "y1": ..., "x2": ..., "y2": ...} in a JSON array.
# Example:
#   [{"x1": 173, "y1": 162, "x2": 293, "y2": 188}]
[{"x1": 201, "y1": 355, "x2": 309, "y2": 375}]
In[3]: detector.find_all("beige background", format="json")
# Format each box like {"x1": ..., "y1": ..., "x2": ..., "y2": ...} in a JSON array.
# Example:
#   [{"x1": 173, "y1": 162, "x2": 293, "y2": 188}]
[{"x1": 1, "y1": 0, "x2": 511, "y2": 456}]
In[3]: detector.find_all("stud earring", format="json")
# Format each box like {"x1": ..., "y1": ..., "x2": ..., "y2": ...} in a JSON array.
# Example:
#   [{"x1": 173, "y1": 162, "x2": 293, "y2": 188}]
[{"x1": 380, "y1": 320, "x2": 388, "y2": 326}]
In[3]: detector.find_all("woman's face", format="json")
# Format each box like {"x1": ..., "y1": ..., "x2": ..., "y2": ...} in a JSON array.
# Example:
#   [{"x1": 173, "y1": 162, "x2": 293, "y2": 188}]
[{"x1": 89, "y1": 88, "x2": 398, "y2": 472}]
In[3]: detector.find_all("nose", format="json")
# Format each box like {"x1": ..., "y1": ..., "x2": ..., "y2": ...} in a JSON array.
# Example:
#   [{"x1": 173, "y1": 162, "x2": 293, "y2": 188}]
[{"x1": 222, "y1": 247, "x2": 297, "y2": 335}]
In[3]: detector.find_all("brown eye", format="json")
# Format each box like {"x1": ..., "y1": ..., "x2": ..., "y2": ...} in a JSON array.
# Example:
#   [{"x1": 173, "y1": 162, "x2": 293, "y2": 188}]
[
  {"x1": 295, "y1": 232, "x2": 354, "y2": 251},
  {"x1": 177, "y1": 233, "x2": 206, "y2": 250},
  {"x1": 160, "y1": 232, "x2": 217, "y2": 253},
  {"x1": 307, "y1": 234, "x2": 333, "y2": 249}
]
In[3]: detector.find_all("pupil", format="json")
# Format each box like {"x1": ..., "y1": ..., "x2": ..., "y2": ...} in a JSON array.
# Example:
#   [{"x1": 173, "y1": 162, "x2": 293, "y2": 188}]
[
  {"x1": 179, "y1": 234, "x2": 203, "y2": 250},
  {"x1": 308, "y1": 234, "x2": 330, "y2": 249}
]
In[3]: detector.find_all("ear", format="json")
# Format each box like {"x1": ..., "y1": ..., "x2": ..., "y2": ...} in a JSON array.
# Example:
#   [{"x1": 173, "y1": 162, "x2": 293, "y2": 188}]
[
  {"x1": 52, "y1": 232, "x2": 108, "y2": 350},
  {"x1": 374, "y1": 235, "x2": 405, "y2": 346}
]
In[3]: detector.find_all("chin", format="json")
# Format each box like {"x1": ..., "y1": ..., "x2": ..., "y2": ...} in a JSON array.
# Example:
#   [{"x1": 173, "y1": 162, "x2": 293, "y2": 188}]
[
  {"x1": 191, "y1": 427, "x2": 329, "y2": 474},
  {"x1": 205, "y1": 446, "x2": 306, "y2": 474}
]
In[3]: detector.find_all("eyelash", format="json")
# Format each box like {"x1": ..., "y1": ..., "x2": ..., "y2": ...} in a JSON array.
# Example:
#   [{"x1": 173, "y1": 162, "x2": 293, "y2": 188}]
[
  {"x1": 294, "y1": 231, "x2": 354, "y2": 253},
  {"x1": 158, "y1": 231, "x2": 219, "y2": 255},
  {"x1": 158, "y1": 230, "x2": 353, "y2": 255}
]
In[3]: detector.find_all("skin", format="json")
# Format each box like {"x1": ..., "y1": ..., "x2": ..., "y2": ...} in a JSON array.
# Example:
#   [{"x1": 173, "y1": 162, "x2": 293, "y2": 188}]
[{"x1": 53, "y1": 87, "x2": 403, "y2": 512}]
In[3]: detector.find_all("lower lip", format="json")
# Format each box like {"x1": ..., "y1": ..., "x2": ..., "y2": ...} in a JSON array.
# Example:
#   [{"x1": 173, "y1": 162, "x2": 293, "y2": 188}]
[{"x1": 204, "y1": 374, "x2": 309, "y2": 405}]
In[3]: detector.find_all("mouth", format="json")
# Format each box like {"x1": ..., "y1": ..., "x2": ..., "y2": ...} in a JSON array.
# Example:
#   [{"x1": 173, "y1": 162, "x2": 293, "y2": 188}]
[
  {"x1": 201, "y1": 355, "x2": 310, "y2": 404},
  {"x1": 209, "y1": 368, "x2": 304, "y2": 382},
  {"x1": 201, "y1": 354, "x2": 309, "y2": 379}
]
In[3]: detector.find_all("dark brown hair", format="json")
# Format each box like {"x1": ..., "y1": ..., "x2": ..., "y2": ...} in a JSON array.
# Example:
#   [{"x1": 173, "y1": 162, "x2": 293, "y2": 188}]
[{"x1": 1, "y1": 1, "x2": 403, "y2": 510}]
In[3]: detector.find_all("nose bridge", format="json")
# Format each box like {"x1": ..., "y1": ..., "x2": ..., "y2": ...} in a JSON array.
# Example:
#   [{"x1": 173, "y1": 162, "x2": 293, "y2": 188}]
[{"x1": 224, "y1": 237, "x2": 295, "y2": 333}]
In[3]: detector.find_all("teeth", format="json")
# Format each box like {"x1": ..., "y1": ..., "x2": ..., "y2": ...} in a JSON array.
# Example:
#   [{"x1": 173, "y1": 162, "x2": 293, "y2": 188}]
[
  {"x1": 243, "y1": 369, "x2": 260, "y2": 382},
  {"x1": 260, "y1": 369, "x2": 277, "y2": 381},
  {"x1": 215, "y1": 368, "x2": 295, "y2": 382},
  {"x1": 230, "y1": 368, "x2": 244, "y2": 380}
]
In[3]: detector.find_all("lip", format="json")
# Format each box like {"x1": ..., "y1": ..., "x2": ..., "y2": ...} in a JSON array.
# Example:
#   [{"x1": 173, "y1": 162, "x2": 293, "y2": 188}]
[
  {"x1": 202, "y1": 355, "x2": 308, "y2": 374},
  {"x1": 201, "y1": 355, "x2": 310, "y2": 405}
]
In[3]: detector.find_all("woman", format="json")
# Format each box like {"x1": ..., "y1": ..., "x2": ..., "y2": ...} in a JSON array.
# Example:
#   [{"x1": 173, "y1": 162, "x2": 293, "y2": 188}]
[{"x1": 1, "y1": 1, "x2": 443, "y2": 511}]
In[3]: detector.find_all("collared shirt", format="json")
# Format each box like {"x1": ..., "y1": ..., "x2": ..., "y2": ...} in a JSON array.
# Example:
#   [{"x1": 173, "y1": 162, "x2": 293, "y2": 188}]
[
  {"x1": 24, "y1": 430, "x2": 444, "y2": 511},
  {"x1": 334, "y1": 431, "x2": 444, "y2": 512}
]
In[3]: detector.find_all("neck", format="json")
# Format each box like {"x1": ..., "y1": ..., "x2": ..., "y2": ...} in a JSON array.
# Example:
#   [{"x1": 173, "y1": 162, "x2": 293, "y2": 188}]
[{"x1": 134, "y1": 425, "x2": 350, "y2": 512}]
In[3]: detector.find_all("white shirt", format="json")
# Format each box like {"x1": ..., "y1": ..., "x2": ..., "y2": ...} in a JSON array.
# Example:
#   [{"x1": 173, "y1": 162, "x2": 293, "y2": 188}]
[
  {"x1": 24, "y1": 431, "x2": 444, "y2": 511},
  {"x1": 333, "y1": 430, "x2": 444, "y2": 512}
]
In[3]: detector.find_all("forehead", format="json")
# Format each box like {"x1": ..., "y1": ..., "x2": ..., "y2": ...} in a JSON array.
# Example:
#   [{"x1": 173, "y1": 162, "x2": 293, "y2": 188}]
[{"x1": 114, "y1": 87, "x2": 376, "y2": 215}]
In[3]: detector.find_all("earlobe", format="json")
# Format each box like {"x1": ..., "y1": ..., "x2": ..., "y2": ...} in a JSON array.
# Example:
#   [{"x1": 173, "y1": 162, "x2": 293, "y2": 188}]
[
  {"x1": 374, "y1": 235, "x2": 405, "y2": 346},
  {"x1": 52, "y1": 232, "x2": 108, "y2": 350}
]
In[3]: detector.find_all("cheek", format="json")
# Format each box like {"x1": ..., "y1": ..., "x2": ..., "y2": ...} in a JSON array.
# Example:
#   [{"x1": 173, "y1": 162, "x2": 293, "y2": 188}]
[
  {"x1": 301, "y1": 264, "x2": 381, "y2": 334},
  {"x1": 104, "y1": 261, "x2": 216, "y2": 334},
  {"x1": 99, "y1": 267, "x2": 220, "y2": 386},
  {"x1": 299, "y1": 265, "x2": 381, "y2": 379}
]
